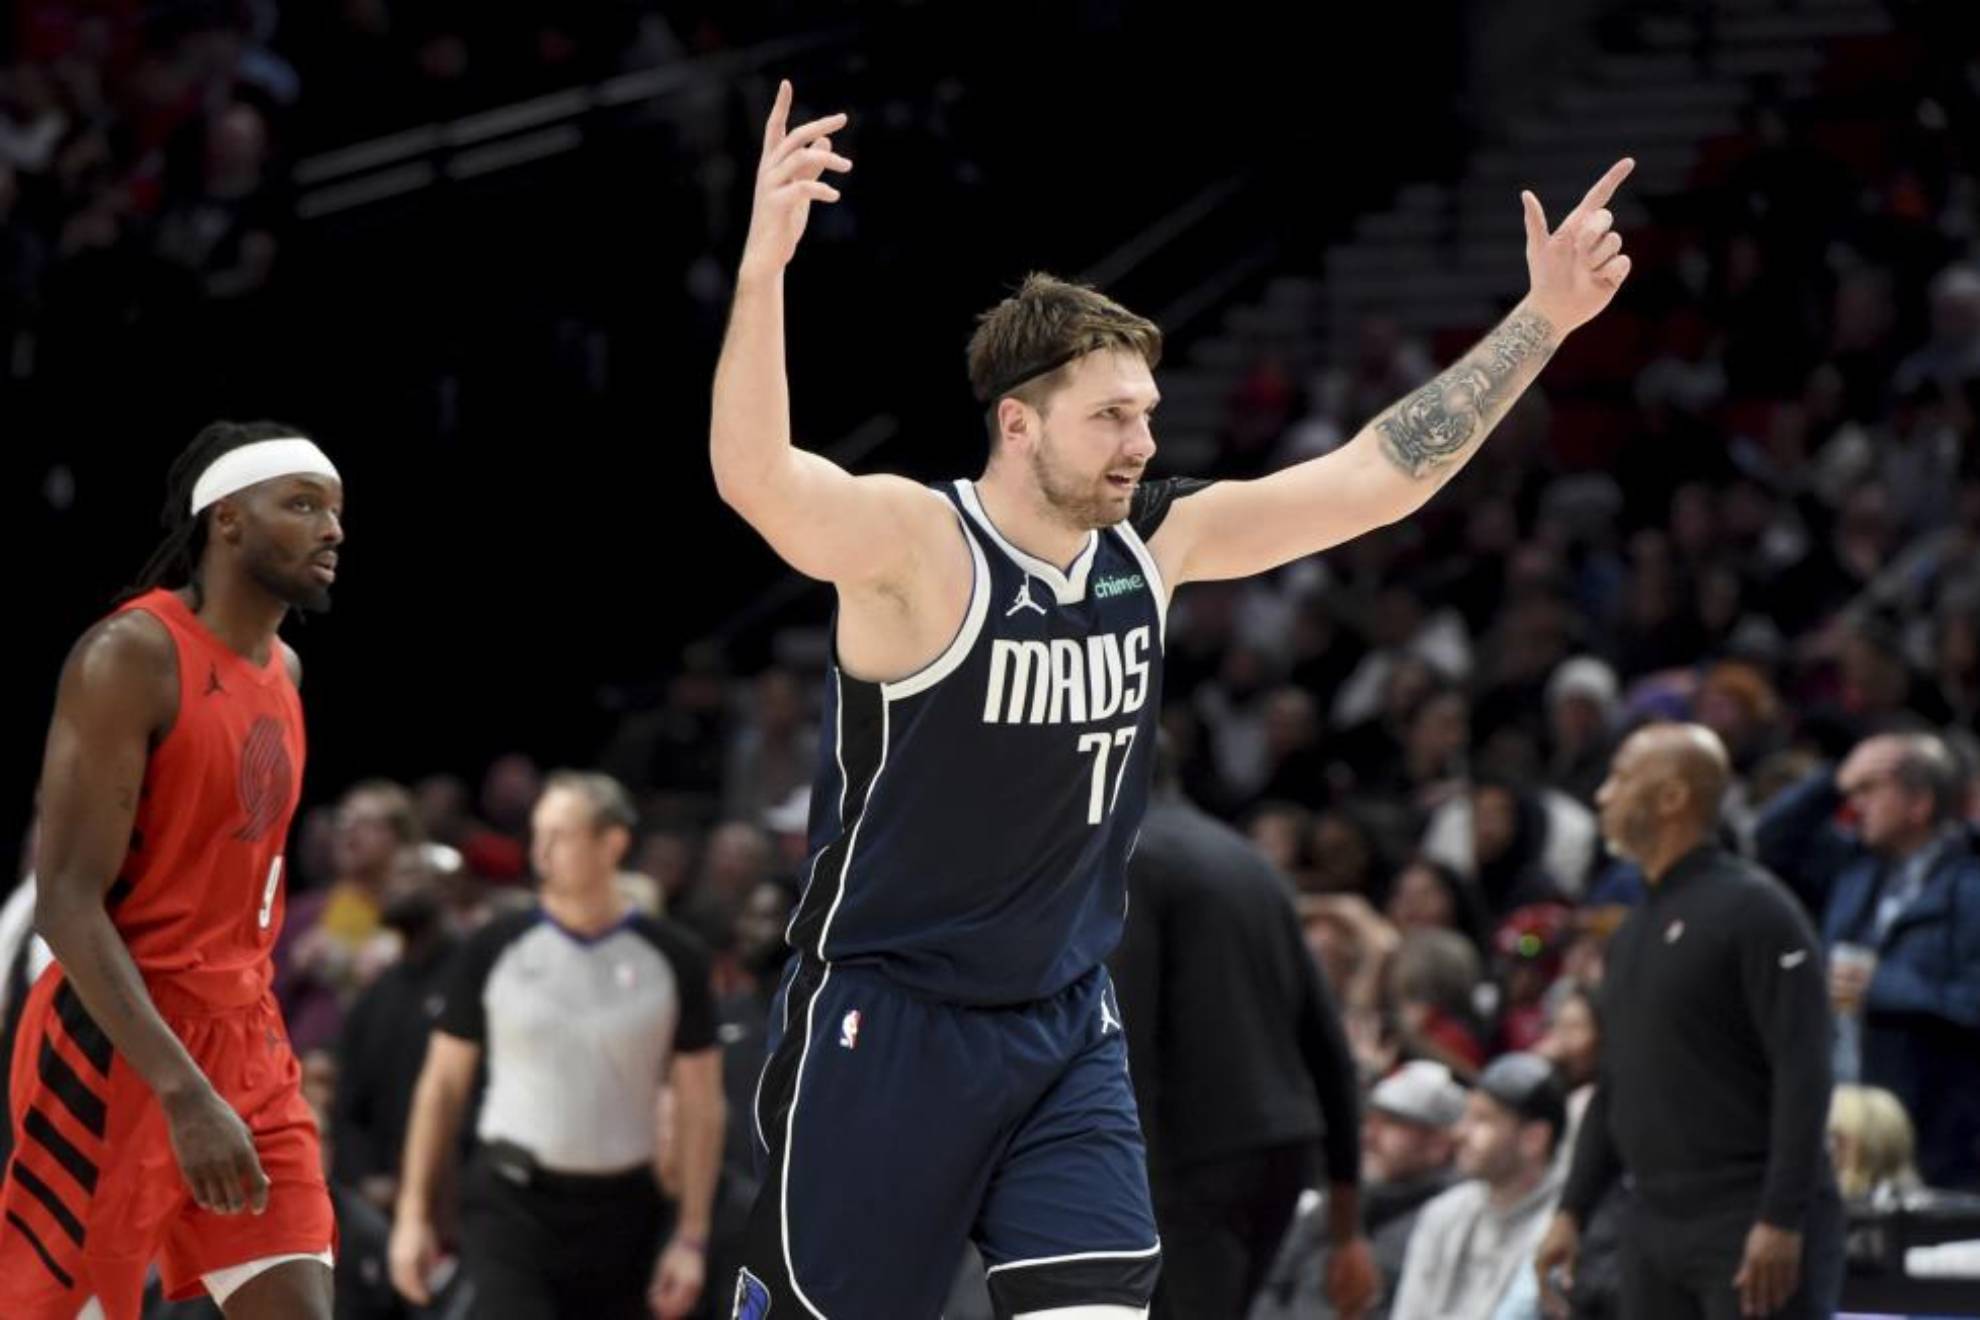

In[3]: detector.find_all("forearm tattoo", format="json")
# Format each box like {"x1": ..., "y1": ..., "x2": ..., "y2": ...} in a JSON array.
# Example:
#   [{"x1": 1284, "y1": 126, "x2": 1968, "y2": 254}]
[{"x1": 1375, "y1": 310, "x2": 1558, "y2": 479}]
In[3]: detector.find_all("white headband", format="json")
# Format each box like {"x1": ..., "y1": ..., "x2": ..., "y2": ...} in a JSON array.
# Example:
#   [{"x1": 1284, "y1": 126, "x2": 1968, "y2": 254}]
[{"x1": 190, "y1": 438, "x2": 341, "y2": 515}]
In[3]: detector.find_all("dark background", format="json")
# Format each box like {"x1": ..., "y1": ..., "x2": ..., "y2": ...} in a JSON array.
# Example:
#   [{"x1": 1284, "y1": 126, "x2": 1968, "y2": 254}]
[{"x1": 3, "y1": 1, "x2": 1463, "y2": 861}]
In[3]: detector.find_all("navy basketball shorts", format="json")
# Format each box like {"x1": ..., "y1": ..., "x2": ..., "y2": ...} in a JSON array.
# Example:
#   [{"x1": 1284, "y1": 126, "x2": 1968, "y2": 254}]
[{"x1": 735, "y1": 957, "x2": 1160, "y2": 1319}]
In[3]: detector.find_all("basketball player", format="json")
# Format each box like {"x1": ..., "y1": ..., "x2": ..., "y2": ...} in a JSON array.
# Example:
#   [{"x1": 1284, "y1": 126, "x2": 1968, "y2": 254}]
[
  {"x1": 713, "y1": 80, "x2": 1633, "y2": 1319},
  {"x1": 0, "y1": 423, "x2": 344, "y2": 1319}
]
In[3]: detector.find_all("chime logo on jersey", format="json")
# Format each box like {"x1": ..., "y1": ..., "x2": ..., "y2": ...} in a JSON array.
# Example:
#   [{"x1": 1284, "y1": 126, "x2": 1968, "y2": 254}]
[
  {"x1": 982, "y1": 625, "x2": 1153, "y2": 726},
  {"x1": 1092, "y1": 572, "x2": 1144, "y2": 599},
  {"x1": 839, "y1": 1009, "x2": 862, "y2": 1050}
]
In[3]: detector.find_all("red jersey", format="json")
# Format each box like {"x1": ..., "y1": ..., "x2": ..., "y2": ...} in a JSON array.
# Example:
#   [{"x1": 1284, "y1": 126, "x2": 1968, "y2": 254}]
[{"x1": 108, "y1": 589, "x2": 306, "y2": 1009}]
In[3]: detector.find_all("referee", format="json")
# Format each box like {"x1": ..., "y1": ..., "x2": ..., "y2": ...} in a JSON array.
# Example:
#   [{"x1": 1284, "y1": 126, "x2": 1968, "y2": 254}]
[
  {"x1": 389, "y1": 772, "x2": 724, "y2": 1319},
  {"x1": 1536, "y1": 724, "x2": 1842, "y2": 1319}
]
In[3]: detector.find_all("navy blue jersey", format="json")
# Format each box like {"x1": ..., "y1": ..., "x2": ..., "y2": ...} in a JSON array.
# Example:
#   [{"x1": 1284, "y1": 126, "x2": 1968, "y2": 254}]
[{"x1": 787, "y1": 478, "x2": 1200, "y2": 1005}]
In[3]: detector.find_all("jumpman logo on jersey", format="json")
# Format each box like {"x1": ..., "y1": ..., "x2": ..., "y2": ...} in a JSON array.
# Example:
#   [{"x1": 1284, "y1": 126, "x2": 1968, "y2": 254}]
[
  {"x1": 1099, "y1": 992, "x2": 1122, "y2": 1036},
  {"x1": 205, "y1": 665, "x2": 226, "y2": 697},
  {"x1": 1006, "y1": 576, "x2": 1047, "y2": 617}
]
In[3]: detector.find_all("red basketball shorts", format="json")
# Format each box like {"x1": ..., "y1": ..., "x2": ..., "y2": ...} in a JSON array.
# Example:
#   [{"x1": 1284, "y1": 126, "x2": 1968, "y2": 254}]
[{"x1": 0, "y1": 970, "x2": 336, "y2": 1319}]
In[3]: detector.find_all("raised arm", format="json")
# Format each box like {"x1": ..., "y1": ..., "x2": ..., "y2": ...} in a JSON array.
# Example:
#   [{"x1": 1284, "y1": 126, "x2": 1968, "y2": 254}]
[
  {"x1": 711, "y1": 79, "x2": 952, "y2": 588},
  {"x1": 1150, "y1": 158, "x2": 1635, "y2": 587}
]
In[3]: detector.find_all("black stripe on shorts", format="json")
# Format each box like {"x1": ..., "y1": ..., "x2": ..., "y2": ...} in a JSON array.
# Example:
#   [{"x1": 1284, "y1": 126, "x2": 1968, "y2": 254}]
[
  {"x1": 52, "y1": 983, "x2": 112, "y2": 1077},
  {"x1": 4, "y1": 1207, "x2": 74, "y2": 1289},
  {"x1": 10, "y1": 1160, "x2": 85, "y2": 1248},
  {"x1": 37, "y1": 1039, "x2": 106, "y2": 1139},
  {"x1": 24, "y1": 1108, "x2": 97, "y2": 1195}
]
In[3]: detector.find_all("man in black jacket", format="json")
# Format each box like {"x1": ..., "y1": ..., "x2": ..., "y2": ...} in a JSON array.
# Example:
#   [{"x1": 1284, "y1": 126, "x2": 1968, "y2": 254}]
[
  {"x1": 1112, "y1": 746, "x2": 1376, "y2": 1318},
  {"x1": 1535, "y1": 723, "x2": 1842, "y2": 1319}
]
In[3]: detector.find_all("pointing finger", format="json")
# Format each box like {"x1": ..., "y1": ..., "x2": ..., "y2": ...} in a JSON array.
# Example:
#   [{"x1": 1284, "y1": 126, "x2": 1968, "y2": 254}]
[
  {"x1": 764, "y1": 79, "x2": 792, "y2": 151},
  {"x1": 1569, "y1": 157, "x2": 1635, "y2": 225}
]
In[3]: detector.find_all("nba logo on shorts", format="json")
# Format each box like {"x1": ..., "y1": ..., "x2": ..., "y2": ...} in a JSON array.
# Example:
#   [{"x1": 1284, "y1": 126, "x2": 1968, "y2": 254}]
[
  {"x1": 839, "y1": 1009, "x2": 862, "y2": 1050},
  {"x1": 734, "y1": 1267, "x2": 772, "y2": 1318}
]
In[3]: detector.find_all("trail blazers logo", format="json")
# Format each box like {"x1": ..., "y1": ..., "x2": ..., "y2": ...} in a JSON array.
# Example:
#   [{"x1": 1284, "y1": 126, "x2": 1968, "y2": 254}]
[{"x1": 234, "y1": 716, "x2": 293, "y2": 842}]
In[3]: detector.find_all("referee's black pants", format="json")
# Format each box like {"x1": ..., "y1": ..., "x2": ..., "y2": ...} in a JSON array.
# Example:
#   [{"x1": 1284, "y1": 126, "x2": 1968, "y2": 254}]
[
  {"x1": 1620, "y1": 1185, "x2": 1844, "y2": 1320},
  {"x1": 1150, "y1": 1142, "x2": 1307, "y2": 1320},
  {"x1": 461, "y1": 1143, "x2": 672, "y2": 1320}
]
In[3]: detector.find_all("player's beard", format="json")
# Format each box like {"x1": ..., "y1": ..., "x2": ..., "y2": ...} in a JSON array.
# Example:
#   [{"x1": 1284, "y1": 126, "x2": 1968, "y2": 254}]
[
  {"x1": 247, "y1": 548, "x2": 334, "y2": 614},
  {"x1": 1600, "y1": 801, "x2": 1649, "y2": 865},
  {"x1": 1031, "y1": 427, "x2": 1123, "y2": 531}
]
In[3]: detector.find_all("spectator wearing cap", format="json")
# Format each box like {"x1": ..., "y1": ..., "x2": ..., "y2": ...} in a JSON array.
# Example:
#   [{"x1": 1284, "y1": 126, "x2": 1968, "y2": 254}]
[
  {"x1": 1390, "y1": 1053, "x2": 1568, "y2": 1320},
  {"x1": 1251, "y1": 1060, "x2": 1465, "y2": 1320},
  {"x1": 1365, "y1": 1062, "x2": 1468, "y2": 1305},
  {"x1": 1114, "y1": 744, "x2": 1377, "y2": 1320},
  {"x1": 1755, "y1": 729, "x2": 1980, "y2": 1189},
  {"x1": 1545, "y1": 656, "x2": 1621, "y2": 805}
]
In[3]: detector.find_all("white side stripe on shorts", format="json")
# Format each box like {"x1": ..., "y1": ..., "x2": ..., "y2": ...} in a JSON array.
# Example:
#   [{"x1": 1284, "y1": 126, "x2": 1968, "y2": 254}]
[{"x1": 983, "y1": 1242, "x2": 1162, "y2": 1275}]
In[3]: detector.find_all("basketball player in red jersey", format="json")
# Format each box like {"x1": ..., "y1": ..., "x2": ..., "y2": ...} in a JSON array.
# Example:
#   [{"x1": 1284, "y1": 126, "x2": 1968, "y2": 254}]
[{"x1": 0, "y1": 422, "x2": 344, "y2": 1319}]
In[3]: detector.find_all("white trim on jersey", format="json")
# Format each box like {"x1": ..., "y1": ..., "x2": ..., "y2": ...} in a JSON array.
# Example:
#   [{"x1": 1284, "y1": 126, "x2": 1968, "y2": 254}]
[
  {"x1": 882, "y1": 504, "x2": 991, "y2": 701},
  {"x1": 750, "y1": 1055, "x2": 772, "y2": 1157},
  {"x1": 1108, "y1": 519, "x2": 1167, "y2": 645},
  {"x1": 780, "y1": 964, "x2": 835, "y2": 1320},
  {"x1": 983, "y1": 1242, "x2": 1164, "y2": 1275},
  {"x1": 956, "y1": 480, "x2": 1099, "y2": 605},
  {"x1": 815, "y1": 693, "x2": 889, "y2": 959},
  {"x1": 784, "y1": 671, "x2": 852, "y2": 950}
]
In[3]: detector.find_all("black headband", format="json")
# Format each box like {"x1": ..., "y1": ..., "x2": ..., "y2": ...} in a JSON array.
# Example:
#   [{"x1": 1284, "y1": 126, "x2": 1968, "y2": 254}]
[{"x1": 976, "y1": 347, "x2": 1086, "y2": 405}]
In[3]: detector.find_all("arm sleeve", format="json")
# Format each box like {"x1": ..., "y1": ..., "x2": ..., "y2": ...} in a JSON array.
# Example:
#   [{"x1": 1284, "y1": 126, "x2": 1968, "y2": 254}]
[
  {"x1": 1740, "y1": 882, "x2": 1834, "y2": 1228},
  {"x1": 435, "y1": 915, "x2": 524, "y2": 1044},
  {"x1": 642, "y1": 917, "x2": 719, "y2": 1054},
  {"x1": 1751, "y1": 767, "x2": 1850, "y2": 920},
  {"x1": 1288, "y1": 897, "x2": 1361, "y2": 1187},
  {"x1": 1560, "y1": 1081, "x2": 1621, "y2": 1225},
  {"x1": 1129, "y1": 477, "x2": 1215, "y2": 540}
]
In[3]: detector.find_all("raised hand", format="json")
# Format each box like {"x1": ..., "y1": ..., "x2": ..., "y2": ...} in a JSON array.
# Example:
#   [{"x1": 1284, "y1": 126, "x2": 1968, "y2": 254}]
[
  {"x1": 1522, "y1": 157, "x2": 1634, "y2": 333},
  {"x1": 740, "y1": 79, "x2": 853, "y2": 280}
]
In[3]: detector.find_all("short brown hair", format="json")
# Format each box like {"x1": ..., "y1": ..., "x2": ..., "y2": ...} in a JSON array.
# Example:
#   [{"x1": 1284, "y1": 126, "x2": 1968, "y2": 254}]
[
  {"x1": 966, "y1": 273, "x2": 1162, "y2": 419},
  {"x1": 544, "y1": 770, "x2": 638, "y2": 835}
]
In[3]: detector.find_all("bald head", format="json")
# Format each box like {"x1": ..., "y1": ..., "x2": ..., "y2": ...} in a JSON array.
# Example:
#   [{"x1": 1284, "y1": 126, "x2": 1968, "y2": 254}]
[
  {"x1": 1631, "y1": 723, "x2": 1731, "y2": 828},
  {"x1": 1596, "y1": 722, "x2": 1730, "y2": 872}
]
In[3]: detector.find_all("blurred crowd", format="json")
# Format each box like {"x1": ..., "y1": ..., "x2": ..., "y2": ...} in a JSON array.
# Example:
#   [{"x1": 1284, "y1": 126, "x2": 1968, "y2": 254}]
[{"x1": 0, "y1": 0, "x2": 771, "y2": 382}]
